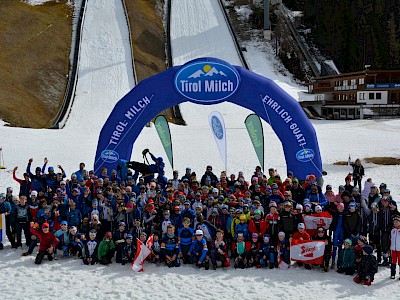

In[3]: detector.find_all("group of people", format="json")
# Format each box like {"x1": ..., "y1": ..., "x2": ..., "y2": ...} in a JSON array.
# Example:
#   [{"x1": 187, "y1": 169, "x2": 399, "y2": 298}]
[{"x1": 0, "y1": 156, "x2": 399, "y2": 286}]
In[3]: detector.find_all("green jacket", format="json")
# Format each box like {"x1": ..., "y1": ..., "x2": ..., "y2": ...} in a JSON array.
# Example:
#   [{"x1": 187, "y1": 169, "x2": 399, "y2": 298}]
[
  {"x1": 337, "y1": 247, "x2": 355, "y2": 269},
  {"x1": 97, "y1": 239, "x2": 115, "y2": 259}
]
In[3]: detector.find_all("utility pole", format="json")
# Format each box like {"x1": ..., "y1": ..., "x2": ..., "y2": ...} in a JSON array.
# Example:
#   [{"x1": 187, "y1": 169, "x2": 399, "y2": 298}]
[{"x1": 263, "y1": 0, "x2": 272, "y2": 40}]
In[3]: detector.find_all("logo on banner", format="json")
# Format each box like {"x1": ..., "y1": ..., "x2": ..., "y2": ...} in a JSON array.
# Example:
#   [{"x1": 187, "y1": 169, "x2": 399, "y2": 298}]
[
  {"x1": 296, "y1": 148, "x2": 315, "y2": 162},
  {"x1": 211, "y1": 116, "x2": 224, "y2": 140},
  {"x1": 301, "y1": 245, "x2": 316, "y2": 257},
  {"x1": 174, "y1": 60, "x2": 240, "y2": 103},
  {"x1": 100, "y1": 149, "x2": 119, "y2": 163}
]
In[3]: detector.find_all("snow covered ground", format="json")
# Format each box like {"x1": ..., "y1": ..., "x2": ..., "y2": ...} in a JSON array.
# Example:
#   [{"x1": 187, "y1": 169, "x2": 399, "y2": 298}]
[{"x1": 1, "y1": 0, "x2": 400, "y2": 299}]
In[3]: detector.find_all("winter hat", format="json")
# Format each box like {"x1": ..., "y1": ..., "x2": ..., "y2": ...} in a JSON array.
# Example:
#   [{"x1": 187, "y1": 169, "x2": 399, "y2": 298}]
[
  {"x1": 362, "y1": 245, "x2": 373, "y2": 255},
  {"x1": 146, "y1": 204, "x2": 155, "y2": 211},
  {"x1": 263, "y1": 234, "x2": 270, "y2": 241},
  {"x1": 69, "y1": 226, "x2": 77, "y2": 233},
  {"x1": 239, "y1": 215, "x2": 247, "y2": 221},
  {"x1": 252, "y1": 233, "x2": 259, "y2": 239},
  {"x1": 60, "y1": 221, "x2": 68, "y2": 226},
  {"x1": 337, "y1": 203, "x2": 344, "y2": 208},
  {"x1": 42, "y1": 223, "x2": 50, "y2": 229},
  {"x1": 349, "y1": 202, "x2": 357, "y2": 209},
  {"x1": 278, "y1": 232, "x2": 285, "y2": 237},
  {"x1": 296, "y1": 204, "x2": 303, "y2": 210},
  {"x1": 393, "y1": 216, "x2": 400, "y2": 222},
  {"x1": 358, "y1": 236, "x2": 367, "y2": 244},
  {"x1": 195, "y1": 230, "x2": 203, "y2": 236},
  {"x1": 254, "y1": 209, "x2": 261, "y2": 215},
  {"x1": 298, "y1": 223, "x2": 305, "y2": 229},
  {"x1": 315, "y1": 205, "x2": 322, "y2": 213},
  {"x1": 126, "y1": 234, "x2": 133, "y2": 239},
  {"x1": 30, "y1": 190, "x2": 38, "y2": 197},
  {"x1": 344, "y1": 239, "x2": 352, "y2": 246},
  {"x1": 119, "y1": 222, "x2": 126, "y2": 227},
  {"x1": 269, "y1": 201, "x2": 277, "y2": 208}
]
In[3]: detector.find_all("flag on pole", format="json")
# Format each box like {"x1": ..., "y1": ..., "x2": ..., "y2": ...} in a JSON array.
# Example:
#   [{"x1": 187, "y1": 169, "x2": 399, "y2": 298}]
[
  {"x1": 304, "y1": 211, "x2": 332, "y2": 236},
  {"x1": 132, "y1": 238, "x2": 152, "y2": 272},
  {"x1": 208, "y1": 111, "x2": 227, "y2": 171},
  {"x1": 244, "y1": 114, "x2": 264, "y2": 171},
  {"x1": 154, "y1": 116, "x2": 174, "y2": 169},
  {"x1": 290, "y1": 240, "x2": 325, "y2": 265}
]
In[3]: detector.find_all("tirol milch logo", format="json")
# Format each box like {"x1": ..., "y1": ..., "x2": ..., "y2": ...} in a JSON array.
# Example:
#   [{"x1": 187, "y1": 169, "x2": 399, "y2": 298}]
[
  {"x1": 296, "y1": 148, "x2": 315, "y2": 162},
  {"x1": 101, "y1": 149, "x2": 119, "y2": 163},
  {"x1": 174, "y1": 60, "x2": 240, "y2": 103},
  {"x1": 211, "y1": 116, "x2": 224, "y2": 140}
]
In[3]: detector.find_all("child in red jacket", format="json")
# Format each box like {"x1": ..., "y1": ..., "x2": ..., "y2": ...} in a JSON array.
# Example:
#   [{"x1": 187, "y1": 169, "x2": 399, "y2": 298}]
[{"x1": 30, "y1": 222, "x2": 59, "y2": 264}]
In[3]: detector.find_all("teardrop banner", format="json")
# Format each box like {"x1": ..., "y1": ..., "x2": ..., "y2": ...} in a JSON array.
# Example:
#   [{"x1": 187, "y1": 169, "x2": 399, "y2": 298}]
[
  {"x1": 244, "y1": 114, "x2": 264, "y2": 171},
  {"x1": 154, "y1": 115, "x2": 174, "y2": 169},
  {"x1": 208, "y1": 111, "x2": 227, "y2": 171}
]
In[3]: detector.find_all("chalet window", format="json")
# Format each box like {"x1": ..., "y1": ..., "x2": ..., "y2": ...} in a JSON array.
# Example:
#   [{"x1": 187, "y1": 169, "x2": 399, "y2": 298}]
[
  {"x1": 376, "y1": 93, "x2": 382, "y2": 100},
  {"x1": 359, "y1": 78, "x2": 365, "y2": 85},
  {"x1": 369, "y1": 93, "x2": 374, "y2": 100}
]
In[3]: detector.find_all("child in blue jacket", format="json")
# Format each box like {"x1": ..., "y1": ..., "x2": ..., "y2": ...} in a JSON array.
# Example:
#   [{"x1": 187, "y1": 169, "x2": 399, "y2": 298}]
[
  {"x1": 260, "y1": 234, "x2": 275, "y2": 269},
  {"x1": 161, "y1": 225, "x2": 180, "y2": 268},
  {"x1": 178, "y1": 217, "x2": 195, "y2": 264},
  {"x1": 189, "y1": 229, "x2": 209, "y2": 270}
]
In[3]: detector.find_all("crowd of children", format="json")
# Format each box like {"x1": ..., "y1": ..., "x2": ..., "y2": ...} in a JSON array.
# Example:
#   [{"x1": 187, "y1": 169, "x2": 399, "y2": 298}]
[{"x1": 1, "y1": 157, "x2": 399, "y2": 286}]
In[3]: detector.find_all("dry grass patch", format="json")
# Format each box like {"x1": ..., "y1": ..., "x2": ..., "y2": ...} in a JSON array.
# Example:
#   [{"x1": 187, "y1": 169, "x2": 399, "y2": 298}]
[
  {"x1": 334, "y1": 157, "x2": 400, "y2": 165},
  {"x1": 125, "y1": 0, "x2": 185, "y2": 125},
  {"x1": 333, "y1": 161, "x2": 349, "y2": 166},
  {"x1": 0, "y1": 0, "x2": 72, "y2": 128},
  {"x1": 364, "y1": 157, "x2": 400, "y2": 165}
]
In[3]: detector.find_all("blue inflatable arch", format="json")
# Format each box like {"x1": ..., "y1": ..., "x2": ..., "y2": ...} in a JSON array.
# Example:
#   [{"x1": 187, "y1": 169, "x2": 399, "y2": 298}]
[{"x1": 94, "y1": 57, "x2": 322, "y2": 180}]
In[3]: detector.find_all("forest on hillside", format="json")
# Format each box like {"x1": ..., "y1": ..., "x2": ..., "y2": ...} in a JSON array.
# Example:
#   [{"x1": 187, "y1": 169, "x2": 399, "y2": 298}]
[{"x1": 284, "y1": 0, "x2": 400, "y2": 72}]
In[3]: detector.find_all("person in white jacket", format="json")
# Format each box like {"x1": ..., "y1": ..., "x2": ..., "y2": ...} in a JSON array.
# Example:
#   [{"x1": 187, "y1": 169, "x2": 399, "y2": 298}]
[{"x1": 390, "y1": 216, "x2": 400, "y2": 279}]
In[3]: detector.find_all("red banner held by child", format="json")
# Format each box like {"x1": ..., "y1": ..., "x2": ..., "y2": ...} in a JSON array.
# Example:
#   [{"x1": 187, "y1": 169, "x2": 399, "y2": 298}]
[
  {"x1": 304, "y1": 211, "x2": 332, "y2": 236},
  {"x1": 290, "y1": 239, "x2": 325, "y2": 265}
]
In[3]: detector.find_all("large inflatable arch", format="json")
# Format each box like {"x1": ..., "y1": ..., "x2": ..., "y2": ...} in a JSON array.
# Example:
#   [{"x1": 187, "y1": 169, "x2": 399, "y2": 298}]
[{"x1": 94, "y1": 57, "x2": 322, "y2": 180}]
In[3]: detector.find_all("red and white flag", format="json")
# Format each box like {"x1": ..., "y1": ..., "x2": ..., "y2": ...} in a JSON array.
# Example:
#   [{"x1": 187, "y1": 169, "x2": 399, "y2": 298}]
[
  {"x1": 290, "y1": 239, "x2": 325, "y2": 265},
  {"x1": 132, "y1": 238, "x2": 151, "y2": 272},
  {"x1": 304, "y1": 212, "x2": 332, "y2": 236},
  {"x1": 146, "y1": 234, "x2": 154, "y2": 249}
]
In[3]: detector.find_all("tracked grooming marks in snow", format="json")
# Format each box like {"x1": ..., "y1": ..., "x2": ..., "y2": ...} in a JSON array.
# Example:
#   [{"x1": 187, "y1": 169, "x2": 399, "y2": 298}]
[
  {"x1": 170, "y1": 0, "x2": 243, "y2": 66},
  {"x1": 65, "y1": 0, "x2": 135, "y2": 132}
]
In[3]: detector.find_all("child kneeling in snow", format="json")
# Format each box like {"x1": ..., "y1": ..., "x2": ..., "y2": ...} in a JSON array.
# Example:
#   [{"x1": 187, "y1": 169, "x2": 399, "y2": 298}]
[
  {"x1": 83, "y1": 230, "x2": 98, "y2": 265},
  {"x1": 98, "y1": 231, "x2": 116, "y2": 265},
  {"x1": 210, "y1": 229, "x2": 230, "y2": 270},
  {"x1": 189, "y1": 230, "x2": 209, "y2": 270},
  {"x1": 353, "y1": 245, "x2": 378, "y2": 286},
  {"x1": 30, "y1": 222, "x2": 59, "y2": 265}
]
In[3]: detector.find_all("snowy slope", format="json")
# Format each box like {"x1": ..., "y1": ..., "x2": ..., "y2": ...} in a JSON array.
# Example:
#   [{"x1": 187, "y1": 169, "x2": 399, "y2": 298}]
[{"x1": 0, "y1": 1, "x2": 400, "y2": 299}]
